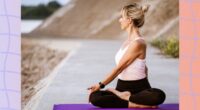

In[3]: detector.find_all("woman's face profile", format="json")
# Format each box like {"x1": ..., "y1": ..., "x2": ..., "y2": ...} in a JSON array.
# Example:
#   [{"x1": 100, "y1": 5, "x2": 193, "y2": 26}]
[{"x1": 119, "y1": 10, "x2": 131, "y2": 30}]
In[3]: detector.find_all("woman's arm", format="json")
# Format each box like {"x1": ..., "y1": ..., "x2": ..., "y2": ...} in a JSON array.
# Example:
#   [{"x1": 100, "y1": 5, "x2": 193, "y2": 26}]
[{"x1": 101, "y1": 41, "x2": 145, "y2": 86}]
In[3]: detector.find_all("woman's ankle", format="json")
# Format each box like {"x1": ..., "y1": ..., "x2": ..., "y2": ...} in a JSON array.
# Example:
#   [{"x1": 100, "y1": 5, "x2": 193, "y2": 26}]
[{"x1": 120, "y1": 91, "x2": 131, "y2": 101}]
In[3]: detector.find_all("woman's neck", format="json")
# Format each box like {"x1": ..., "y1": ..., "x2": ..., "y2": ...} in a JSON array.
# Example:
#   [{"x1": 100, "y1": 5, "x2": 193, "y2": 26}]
[{"x1": 126, "y1": 25, "x2": 141, "y2": 41}]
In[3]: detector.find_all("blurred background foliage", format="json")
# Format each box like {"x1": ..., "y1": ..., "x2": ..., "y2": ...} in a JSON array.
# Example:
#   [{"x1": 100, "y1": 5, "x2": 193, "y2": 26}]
[{"x1": 22, "y1": 1, "x2": 62, "y2": 19}]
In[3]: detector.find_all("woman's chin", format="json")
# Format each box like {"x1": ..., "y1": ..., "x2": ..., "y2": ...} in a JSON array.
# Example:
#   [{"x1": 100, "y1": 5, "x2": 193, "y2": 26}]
[{"x1": 121, "y1": 27, "x2": 126, "y2": 30}]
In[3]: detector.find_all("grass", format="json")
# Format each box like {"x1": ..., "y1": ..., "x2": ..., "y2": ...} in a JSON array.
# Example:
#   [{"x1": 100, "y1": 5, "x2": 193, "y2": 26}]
[{"x1": 150, "y1": 35, "x2": 179, "y2": 58}]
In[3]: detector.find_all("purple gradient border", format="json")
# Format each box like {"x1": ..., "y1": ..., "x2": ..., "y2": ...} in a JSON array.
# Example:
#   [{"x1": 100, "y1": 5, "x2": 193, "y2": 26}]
[
  {"x1": 0, "y1": 0, "x2": 200, "y2": 110},
  {"x1": 0, "y1": 0, "x2": 20, "y2": 110}
]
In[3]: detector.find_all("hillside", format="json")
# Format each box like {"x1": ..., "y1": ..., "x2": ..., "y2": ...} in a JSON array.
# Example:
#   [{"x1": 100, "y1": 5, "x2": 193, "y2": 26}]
[{"x1": 31, "y1": 0, "x2": 179, "y2": 40}]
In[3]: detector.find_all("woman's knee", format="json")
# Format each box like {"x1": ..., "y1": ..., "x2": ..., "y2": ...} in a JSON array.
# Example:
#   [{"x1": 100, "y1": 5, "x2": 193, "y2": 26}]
[
  {"x1": 151, "y1": 88, "x2": 166, "y2": 105},
  {"x1": 89, "y1": 91, "x2": 99, "y2": 104},
  {"x1": 129, "y1": 88, "x2": 166, "y2": 106},
  {"x1": 89, "y1": 91, "x2": 103, "y2": 106},
  {"x1": 90, "y1": 98, "x2": 100, "y2": 106}
]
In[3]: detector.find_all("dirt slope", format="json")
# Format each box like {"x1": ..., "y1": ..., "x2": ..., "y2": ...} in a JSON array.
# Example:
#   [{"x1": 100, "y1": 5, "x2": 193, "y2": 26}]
[{"x1": 31, "y1": 0, "x2": 179, "y2": 40}]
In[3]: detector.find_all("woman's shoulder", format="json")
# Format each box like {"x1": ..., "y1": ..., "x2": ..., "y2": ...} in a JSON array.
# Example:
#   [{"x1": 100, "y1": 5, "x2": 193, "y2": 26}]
[
  {"x1": 126, "y1": 40, "x2": 145, "y2": 53},
  {"x1": 131, "y1": 38, "x2": 146, "y2": 48}
]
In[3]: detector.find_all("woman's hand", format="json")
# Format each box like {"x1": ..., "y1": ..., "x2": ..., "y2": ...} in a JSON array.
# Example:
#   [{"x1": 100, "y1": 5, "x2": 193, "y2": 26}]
[
  {"x1": 87, "y1": 83, "x2": 100, "y2": 94},
  {"x1": 87, "y1": 84, "x2": 100, "y2": 103}
]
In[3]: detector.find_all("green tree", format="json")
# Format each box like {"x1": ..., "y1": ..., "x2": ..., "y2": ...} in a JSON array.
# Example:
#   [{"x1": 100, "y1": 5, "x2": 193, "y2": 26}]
[
  {"x1": 47, "y1": 1, "x2": 61, "y2": 9},
  {"x1": 21, "y1": 1, "x2": 62, "y2": 19}
]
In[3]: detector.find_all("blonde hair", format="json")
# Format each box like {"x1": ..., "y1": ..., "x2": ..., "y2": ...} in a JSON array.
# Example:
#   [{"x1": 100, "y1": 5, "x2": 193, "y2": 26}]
[{"x1": 121, "y1": 3, "x2": 150, "y2": 28}]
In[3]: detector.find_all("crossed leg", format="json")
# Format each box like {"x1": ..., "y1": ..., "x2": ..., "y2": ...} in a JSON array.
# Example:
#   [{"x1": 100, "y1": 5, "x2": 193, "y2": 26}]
[
  {"x1": 89, "y1": 90, "x2": 130, "y2": 108},
  {"x1": 106, "y1": 88, "x2": 158, "y2": 109}
]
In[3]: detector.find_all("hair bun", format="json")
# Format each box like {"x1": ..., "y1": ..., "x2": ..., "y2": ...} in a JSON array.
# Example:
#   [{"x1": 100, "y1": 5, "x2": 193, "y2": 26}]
[{"x1": 142, "y1": 4, "x2": 150, "y2": 13}]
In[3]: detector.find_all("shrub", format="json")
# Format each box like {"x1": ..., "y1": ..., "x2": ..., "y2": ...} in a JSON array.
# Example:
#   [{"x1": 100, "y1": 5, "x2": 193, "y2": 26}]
[{"x1": 150, "y1": 35, "x2": 179, "y2": 58}]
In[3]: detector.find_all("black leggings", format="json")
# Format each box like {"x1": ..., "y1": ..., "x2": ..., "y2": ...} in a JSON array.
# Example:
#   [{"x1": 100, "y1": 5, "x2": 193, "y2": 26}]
[{"x1": 89, "y1": 77, "x2": 166, "y2": 108}]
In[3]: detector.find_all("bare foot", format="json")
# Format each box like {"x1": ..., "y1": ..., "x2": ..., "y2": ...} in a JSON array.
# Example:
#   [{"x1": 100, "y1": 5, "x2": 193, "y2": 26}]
[
  {"x1": 106, "y1": 88, "x2": 131, "y2": 101},
  {"x1": 129, "y1": 102, "x2": 158, "y2": 109},
  {"x1": 152, "y1": 106, "x2": 158, "y2": 108}
]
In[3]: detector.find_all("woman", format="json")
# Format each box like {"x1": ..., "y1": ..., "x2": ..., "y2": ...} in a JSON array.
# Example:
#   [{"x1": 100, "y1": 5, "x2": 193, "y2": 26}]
[{"x1": 87, "y1": 3, "x2": 166, "y2": 108}]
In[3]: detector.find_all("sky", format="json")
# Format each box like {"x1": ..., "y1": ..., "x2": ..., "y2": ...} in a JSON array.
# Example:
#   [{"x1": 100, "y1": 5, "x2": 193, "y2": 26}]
[{"x1": 21, "y1": 0, "x2": 71, "y2": 6}]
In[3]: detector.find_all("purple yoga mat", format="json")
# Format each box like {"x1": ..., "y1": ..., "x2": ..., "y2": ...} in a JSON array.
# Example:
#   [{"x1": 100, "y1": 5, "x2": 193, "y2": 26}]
[{"x1": 53, "y1": 104, "x2": 179, "y2": 110}]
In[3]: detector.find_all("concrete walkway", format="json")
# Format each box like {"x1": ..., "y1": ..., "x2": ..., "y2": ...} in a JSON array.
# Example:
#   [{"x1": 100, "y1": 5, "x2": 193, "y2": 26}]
[{"x1": 35, "y1": 39, "x2": 178, "y2": 110}]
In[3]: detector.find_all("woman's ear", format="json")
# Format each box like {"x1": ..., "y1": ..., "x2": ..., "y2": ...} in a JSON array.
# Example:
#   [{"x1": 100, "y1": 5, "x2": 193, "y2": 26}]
[{"x1": 127, "y1": 18, "x2": 132, "y2": 24}]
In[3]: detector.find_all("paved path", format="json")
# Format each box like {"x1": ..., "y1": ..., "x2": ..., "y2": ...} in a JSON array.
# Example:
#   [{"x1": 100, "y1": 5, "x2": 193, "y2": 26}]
[{"x1": 36, "y1": 39, "x2": 178, "y2": 110}]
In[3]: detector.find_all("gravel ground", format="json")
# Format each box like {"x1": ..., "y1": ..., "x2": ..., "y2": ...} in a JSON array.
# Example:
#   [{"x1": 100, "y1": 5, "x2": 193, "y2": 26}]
[{"x1": 21, "y1": 38, "x2": 67, "y2": 109}]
